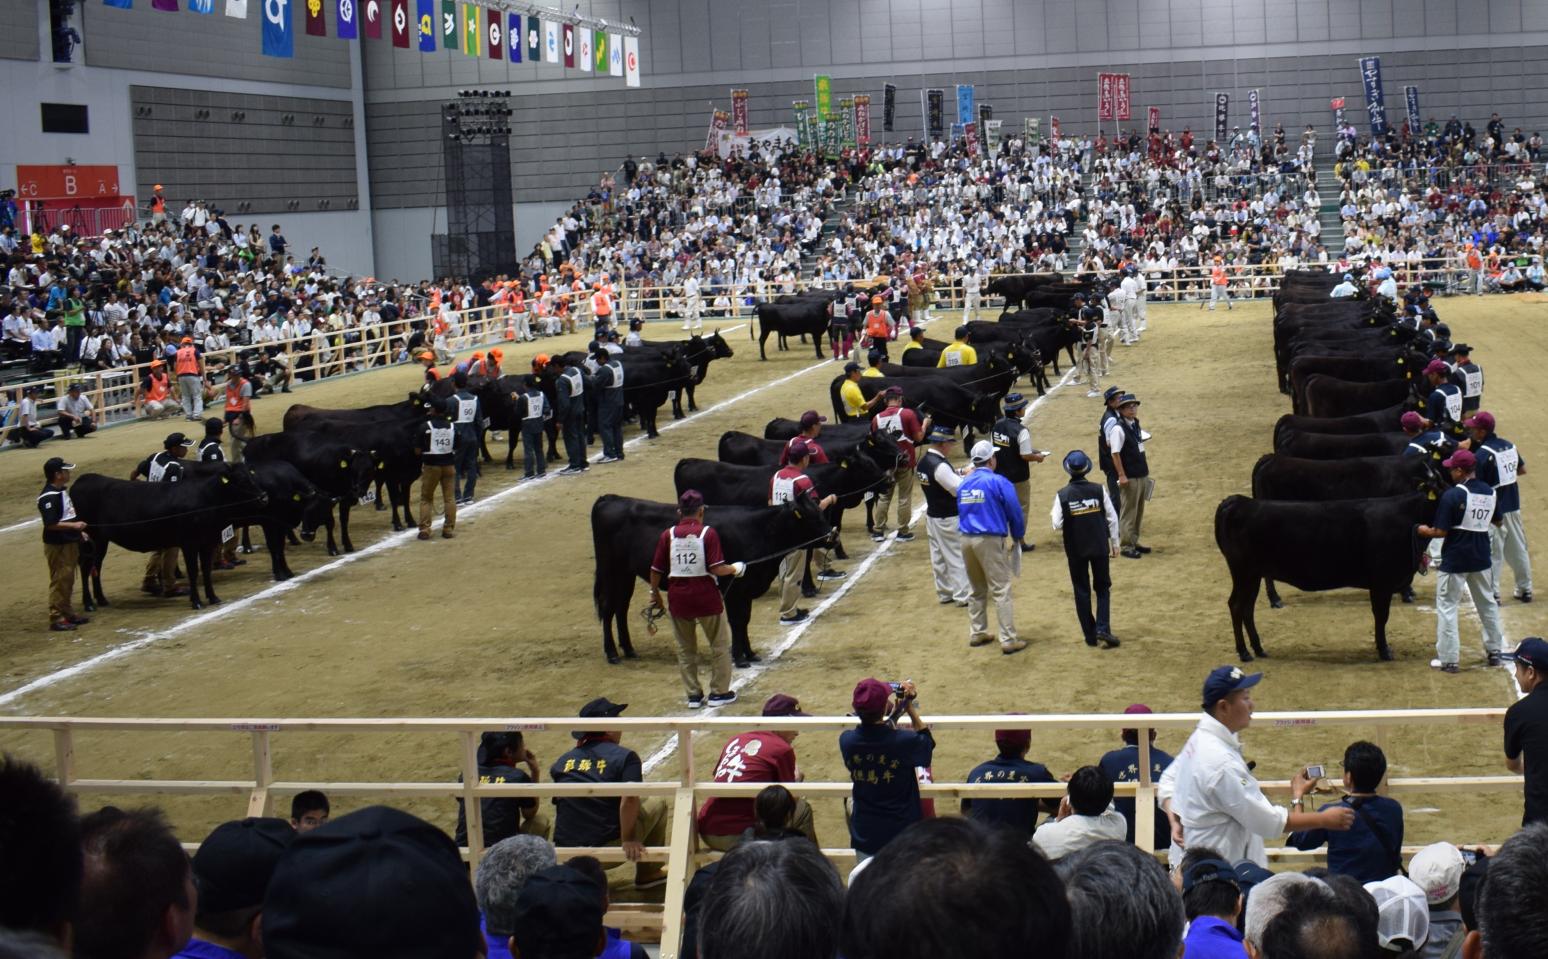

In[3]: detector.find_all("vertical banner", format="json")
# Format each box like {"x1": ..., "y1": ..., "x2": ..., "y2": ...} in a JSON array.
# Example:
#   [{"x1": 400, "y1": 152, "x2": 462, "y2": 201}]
[
  {"x1": 623, "y1": 34, "x2": 640, "y2": 86},
  {"x1": 577, "y1": 26, "x2": 590, "y2": 72},
  {"x1": 1359, "y1": 56, "x2": 1388, "y2": 137},
  {"x1": 262, "y1": 0, "x2": 293, "y2": 56},
  {"x1": 609, "y1": 33, "x2": 623, "y2": 75},
  {"x1": 814, "y1": 74, "x2": 832, "y2": 118},
  {"x1": 152, "y1": 0, "x2": 178, "y2": 10},
  {"x1": 390, "y1": 0, "x2": 408, "y2": 46},
  {"x1": 1404, "y1": 85, "x2": 1421, "y2": 136},
  {"x1": 963, "y1": 121, "x2": 978, "y2": 155},
  {"x1": 1147, "y1": 105, "x2": 1160, "y2": 131},
  {"x1": 594, "y1": 30, "x2": 607, "y2": 72},
  {"x1": 1050, "y1": 115, "x2": 1061, "y2": 144},
  {"x1": 414, "y1": 0, "x2": 434, "y2": 49},
  {"x1": 562, "y1": 23, "x2": 574, "y2": 67},
  {"x1": 984, "y1": 118, "x2": 1002, "y2": 152},
  {"x1": 527, "y1": 17, "x2": 541, "y2": 61},
  {"x1": 956, "y1": 84, "x2": 975, "y2": 127},
  {"x1": 793, "y1": 100, "x2": 811, "y2": 149},
  {"x1": 191, "y1": 0, "x2": 214, "y2": 14},
  {"x1": 486, "y1": 7, "x2": 501, "y2": 59},
  {"x1": 339, "y1": 0, "x2": 359, "y2": 38},
  {"x1": 925, "y1": 88, "x2": 945, "y2": 140},
  {"x1": 1026, "y1": 116, "x2": 1040, "y2": 142},
  {"x1": 882, "y1": 83, "x2": 896, "y2": 133},
  {"x1": 305, "y1": 0, "x2": 326, "y2": 35},
  {"x1": 705, "y1": 109, "x2": 730, "y2": 152},
  {"x1": 226, "y1": 0, "x2": 249, "y2": 18},
  {"x1": 731, "y1": 89, "x2": 749, "y2": 135},
  {"x1": 1098, "y1": 73, "x2": 1115, "y2": 121},
  {"x1": 441, "y1": 0, "x2": 456, "y2": 49},
  {"x1": 854, "y1": 94, "x2": 871, "y2": 145},
  {"x1": 461, "y1": 2, "x2": 478, "y2": 55},
  {"x1": 105, "y1": 0, "x2": 134, "y2": 9},
  {"x1": 838, "y1": 97, "x2": 855, "y2": 148},
  {"x1": 1249, "y1": 88, "x2": 1261, "y2": 135},
  {"x1": 543, "y1": 19, "x2": 559, "y2": 62},
  {"x1": 1331, "y1": 96, "x2": 1346, "y2": 131},
  {"x1": 363, "y1": 0, "x2": 380, "y2": 37},
  {"x1": 1214, "y1": 92, "x2": 1229, "y2": 142},
  {"x1": 508, "y1": 13, "x2": 520, "y2": 62},
  {"x1": 1115, "y1": 73, "x2": 1131, "y2": 121}
]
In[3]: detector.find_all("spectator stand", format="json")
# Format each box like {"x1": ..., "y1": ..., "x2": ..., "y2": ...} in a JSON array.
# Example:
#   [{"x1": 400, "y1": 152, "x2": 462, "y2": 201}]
[{"x1": 0, "y1": 707, "x2": 1523, "y2": 959}]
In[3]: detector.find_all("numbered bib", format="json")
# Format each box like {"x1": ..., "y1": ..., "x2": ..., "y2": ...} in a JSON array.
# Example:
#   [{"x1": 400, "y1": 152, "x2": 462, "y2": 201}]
[
  {"x1": 770, "y1": 473, "x2": 799, "y2": 505},
  {"x1": 1493, "y1": 446, "x2": 1520, "y2": 487},
  {"x1": 358, "y1": 489, "x2": 377, "y2": 505},
  {"x1": 1463, "y1": 369, "x2": 1483, "y2": 398},
  {"x1": 1443, "y1": 389, "x2": 1462, "y2": 421},
  {"x1": 875, "y1": 408, "x2": 905, "y2": 439},
  {"x1": 1459, "y1": 489, "x2": 1496, "y2": 533},
  {"x1": 525, "y1": 394, "x2": 546, "y2": 420},
  {"x1": 428, "y1": 426, "x2": 455, "y2": 455},
  {"x1": 221, "y1": 525, "x2": 235, "y2": 544},
  {"x1": 60, "y1": 491, "x2": 77, "y2": 522},
  {"x1": 669, "y1": 529, "x2": 708, "y2": 577},
  {"x1": 456, "y1": 397, "x2": 477, "y2": 424},
  {"x1": 944, "y1": 350, "x2": 964, "y2": 367}
]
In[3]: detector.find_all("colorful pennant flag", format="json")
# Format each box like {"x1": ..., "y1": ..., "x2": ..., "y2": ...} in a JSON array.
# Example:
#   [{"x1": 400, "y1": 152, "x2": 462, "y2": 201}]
[
  {"x1": 608, "y1": 32, "x2": 622, "y2": 75},
  {"x1": 103, "y1": 0, "x2": 134, "y2": 8},
  {"x1": 623, "y1": 34, "x2": 639, "y2": 87},
  {"x1": 441, "y1": 0, "x2": 456, "y2": 49},
  {"x1": 543, "y1": 19, "x2": 558, "y2": 62},
  {"x1": 262, "y1": 0, "x2": 293, "y2": 56},
  {"x1": 577, "y1": 27, "x2": 590, "y2": 73},
  {"x1": 461, "y1": 2, "x2": 479, "y2": 56},
  {"x1": 509, "y1": 12, "x2": 520, "y2": 62},
  {"x1": 416, "y1": 0, "x2": 434, "y2": 50},
  {"x1": 362, "y1": 0, "x2": 380, "y2": 37},
  {"x1": 152, "y1": 0, "x2": 178, "y2": 9},
  {"x1": 190, "y1": 0, "x2": 213, "y2": 14},
  {"x1": 562, "y1": 23, "x2": 574, "y2": 67},
  {"x1": 594, "y1": 29, "x2": 607, "y2": 72},
  {"x1": 338, "y1": 0, "x2": 358, "y2": 38},
  {"x1": 486, "y1": 7, "x2": 502, "y2": 59},
  {"x1": 304, "y1": 0, "x2": 325, "y2": 35},
  {"x1": 390, "y1": 0, "x2": 408, "y2": 46},
  {"x1": 527, "y1": 16, "x2": 540, "y2": 61},
  {"x1": 225, "y1": 0, "x2": 246, "y2": 15}
]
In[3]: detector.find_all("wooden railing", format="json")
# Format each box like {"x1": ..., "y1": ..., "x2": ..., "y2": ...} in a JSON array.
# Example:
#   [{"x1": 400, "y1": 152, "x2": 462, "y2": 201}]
[{"x1": 0, "y1": 707, "x2": 1520, "y2": 959}]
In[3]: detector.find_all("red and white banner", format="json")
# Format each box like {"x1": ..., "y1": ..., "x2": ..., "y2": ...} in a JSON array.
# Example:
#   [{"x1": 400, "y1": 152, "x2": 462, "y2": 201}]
[
  {"x1": 1115, "y1": 73, "x2": 1131, "y2": 121},
  {"x1": 1098, "y1": 73, "x2": 1115, "y2": 121},
  {"x1": 1147, "y1": 106, "x2": 1160, "y2": 131},
  {"x1": 963, "y1": 121, "x2": 979, "y2": 156},
  {"x1": 705, "y1": 109, "x2": 729, "y2": 153},
  {"x1": 1099, "y1": 72, "x2": 1132, "y2": 121},
  {"x1": 731, "y1": 89, "x2": 749, "y2": 135},
  {"x1": 1050, "y1": 115, "x2": 1061, "y2": 144},
  {"x1": 16, "y1": 164, "x2": 121, "y2": 200},
  {"x1": 854, "y1": 94, "x2": 871, "y2": 145}
]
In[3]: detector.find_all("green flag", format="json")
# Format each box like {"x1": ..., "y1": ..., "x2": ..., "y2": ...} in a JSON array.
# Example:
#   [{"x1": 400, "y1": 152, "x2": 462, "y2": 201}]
[
  {"x1": 814, "y1": 74, "x2": 832, "y2": 118},
  {"x1": 462, "y1": 2, "x2": 478, "y2": 55},
  {"x1": 441, "y1": 0, "x2": 456, "y2": 50},
  {"x1": 594, "y1": 29, "x2": 607, "y2": 71}
]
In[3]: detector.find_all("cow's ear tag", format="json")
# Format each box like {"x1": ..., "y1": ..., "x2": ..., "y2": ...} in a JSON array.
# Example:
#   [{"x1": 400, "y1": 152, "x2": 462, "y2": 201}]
[
  {"x1": 794, "y1": 508, "x2": 802, "y2": 519},
  {"x1": 1428, "y1": 490, "x2": 1437, "y2": 500},
  {"x1": 1396, "y1": 358, "x2": 1404, "y2": 364},
  {"x1": 840, "y1": 459, "x2": 850, "y2": 468},
  {"x1": 293, "y1": 493, "x2": 302, "y2": 501},
  {"x1": 221, "y1": 476, "x2": 230, "y2": 485},
  {"x1": 339, "y1": 460, "x2": 348, "y2": 468}
]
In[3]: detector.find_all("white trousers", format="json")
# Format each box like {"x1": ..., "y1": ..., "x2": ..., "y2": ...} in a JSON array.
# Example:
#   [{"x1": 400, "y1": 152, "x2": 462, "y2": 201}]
[
  {"x1": 1136, "y1": 291, "x2": 1148, "y2": 329},
  {"x1": 1119, "y1": 302, "x2": 1140, "y2": 342},
  {"x1": 1435, "y1": 568, "x2": 1506, "y2": 664},
  {"x1": 962, "y1": 291, "x2": 980, "y2": 322},
  {"x1": 926, "y1": 514, "x2": 971, "y2": 603},
  {"x1": 1208, "y1": 285, "x2": 1231, "y2": 309},
  {"x1": 1490, "y1": 510, "x2": 1533, "y2": 596}
]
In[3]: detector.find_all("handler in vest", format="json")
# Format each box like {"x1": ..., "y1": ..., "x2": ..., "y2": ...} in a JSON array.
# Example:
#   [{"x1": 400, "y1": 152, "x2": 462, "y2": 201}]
[
  {"x1": 992, "y1": 393, "x2": 1047, "y2": 553},
  {"x1": 222, "y1": 365, "x2": 251, "y2": 427},
  {"x1": 1204, "y1": 257, "x2": 1232, "y2": 311},
  {"x1": 1051, "y1": 450, "x2": 1121, "y2": 649},
  {"x1": 937, "y1": 326, "x2": 977, "y2": 368},
  {"x1": 516, "y1": 374, "x2": 551, "y2": 481},
  {"x1": 649, "y1": 488, "x2": 748, "y2": 708},
  {"x1": 1424, "y1": 359, "x2": 1465, "y2": 439},
  {"x1": 1451, "y1": 343, "x2": 1484, "y2": 416},
  {"x1": 139, "y1": 359, "x2": 181, "y2": 419},
  {"x1": 417, "y1": 401, "x2": 459, "y2": 541},
  {"x1": 595, "y1": 347, "x2": 626, "y2": 463},
  {"x1": 551, "y1": 354, "x2": 590, "y2": 475},
  {"x1": 1096, "y1": 385, "x2": 1125, "y2": 507},
  {"x1": 132, "y1": 432, "x2": 193, "y2": 596},
  {"x1": 770, "y1": 440, "x2": 839, "y2": 626},
  {"x1": 174, "y1": 336, "x2": 205, "y2": 420},
  {"x1": 917, "y1": 424, "x2": 970, "y2": 606},
  {"x1": 1468, "y1": 412, "x2": 1532, "y2": 605},
  {"x1": 39, "y1": 457, "x2": 89, "y2": 633},
  {"x1": 1418, "y1": 448, "x2": 1508, "y2": 673},
  {"x1": 198, "y1": 417, "x2": 246, "y2": 569},
  {"x1": 871, "y1": 387, "x2": 930, "y2": 543},
  {"x1": 863, "y1": 297, "x2": 893, "y2": 362},
  {"x1": 448, "y1": 371, "x2": 482, "y2": 503},
  {"x1": 592, "y1": 282, "x2": 616, "y2": 335},
  {"x1": 1105, "y1": 393, "x2": 1152, "y2": 559}
]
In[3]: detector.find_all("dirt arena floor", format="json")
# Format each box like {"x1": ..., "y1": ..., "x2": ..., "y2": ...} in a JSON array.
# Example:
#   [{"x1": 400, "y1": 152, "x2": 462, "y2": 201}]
[{"x1": 1, "y1": 297, "x2": 1543, "y2": 863}]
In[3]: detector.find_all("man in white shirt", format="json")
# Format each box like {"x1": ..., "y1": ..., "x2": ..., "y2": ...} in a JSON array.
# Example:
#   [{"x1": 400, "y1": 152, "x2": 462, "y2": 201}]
[
  {"x1": 57, "y1": 383, "x2": 96, "y2": 438},
  {"x1": 1031, "y1": 764, "x2": 1128, "y2": 861},
  {"x1": 1329, "y1": 273, "x2": 1359, "y2": 298},
  {"x1": 1160, "y1": 666, "x2": 1355, "y2": 866}
]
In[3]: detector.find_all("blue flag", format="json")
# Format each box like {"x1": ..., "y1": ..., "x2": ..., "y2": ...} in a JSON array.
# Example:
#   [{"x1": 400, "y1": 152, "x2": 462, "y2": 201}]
[
  {"x1": 509, "y1": 12, "x2": 520, "y2": 62},
  {"x1": 262, "y1": 0, "x2": 294, "y2": 57},
  {"x1": 103, "y1": 0, "x2": 133, "y2": 8},
  {"x1": 338, "y1": 0, "x2": 358, "y2": 38},
  {"x1": 190, "y1": 0, "x2": 213, "y2": 11},
  {"x1": 416, "y1": 0, "x2": 434, "y2": 50}
]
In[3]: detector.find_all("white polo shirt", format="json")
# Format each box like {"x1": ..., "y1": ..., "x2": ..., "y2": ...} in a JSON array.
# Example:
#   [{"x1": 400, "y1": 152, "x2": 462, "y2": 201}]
[{"x1": 1159, "y1": 713, "x2": 1288, "y2": 866}]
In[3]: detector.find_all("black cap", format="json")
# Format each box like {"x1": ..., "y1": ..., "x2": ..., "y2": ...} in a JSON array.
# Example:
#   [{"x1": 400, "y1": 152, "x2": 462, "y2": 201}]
[
  {"x1": 192, "y1": 817, "x2": 292, "y2": 914},
  {"x1": 511, "y1": 866, "x2": 606, "y2": 957},
  {"x1": 844, "y1": 361, "x2": 861, "y2": 373},
  {"x1": 572, "y1": 697, "x2": 627, "y2": 739},
  {"x1": 263, "y1": 806, "x2": 480, "y2": 959},
  {"x1": 43, "y1": 457, "x2": 75, "y2": 479},
  {"x1": 164, "y1": 432, "x2": 194, "y2": 449}
]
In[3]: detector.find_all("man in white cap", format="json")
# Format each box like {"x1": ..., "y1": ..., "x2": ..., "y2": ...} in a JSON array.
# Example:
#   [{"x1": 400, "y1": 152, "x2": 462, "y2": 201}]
[
  {"x1": 1363, "y1": 875, "x2": 1430, "y2": 955},
  {"x1": 955, "y1": 440, "x2": 1027, "y2": 654},
  {"x1": 1407, "y1": 842, "x2": 1465, "y2": 958}
]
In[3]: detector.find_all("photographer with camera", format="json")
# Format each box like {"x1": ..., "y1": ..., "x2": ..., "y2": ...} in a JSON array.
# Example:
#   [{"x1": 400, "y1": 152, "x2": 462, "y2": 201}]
[{"x1": 840, "y1": 677, "x2": 933, "y2": 862}]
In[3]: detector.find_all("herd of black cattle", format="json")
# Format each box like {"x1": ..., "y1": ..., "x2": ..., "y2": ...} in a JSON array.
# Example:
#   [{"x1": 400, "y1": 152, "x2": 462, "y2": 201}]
[
  {"x1": 59, "y1": 271, "x2": 1456, "y2": 671},
  {"x1": 1216, "y1": 269, "x2": 1458, "y2": 664}
]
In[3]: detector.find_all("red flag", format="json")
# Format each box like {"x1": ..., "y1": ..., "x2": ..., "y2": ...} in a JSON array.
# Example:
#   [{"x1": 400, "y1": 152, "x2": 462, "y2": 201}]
[
  {"x1": 363, "y1": 0, "x2": 382, "y2": 38},
  {"x1": 562, "y1": 22, "x2": 574, "y2": 67},
  {"x1": 305, "y1": 0, "x2": 326, "y2": 36},
  {"x1": 486, "y1": 7, "x2": 503, "y2": 59},
  {"x1": 390, "y1": 0, "x2": 409, "y2": 47}
]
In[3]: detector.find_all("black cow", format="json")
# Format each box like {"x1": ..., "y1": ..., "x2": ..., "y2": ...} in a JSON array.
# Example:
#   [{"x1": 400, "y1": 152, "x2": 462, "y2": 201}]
[
  {"x1": 674, "y1": 456, "x2": 892, "y2": 517},
  {"x1": 190, "y1": 460, "x2": 328, "y2": 581},
  {"x1": 827, "y1": 374, "x2": 995, "y2": 434},
  {"x1": 72, "y1": 463, "x2": 270, "y2": 611},
  {"x1": 1272, "y1": 403, "x2": 1409, "y2": 449},
  {"x1": 756, "y1": 294, "x2": 838, "y2": 360},
  {"x1": 1288, "y1": 350, "x2": 1425, "y2": 415},
  {"x1": 634, "y1": 331, "x2": 735, "y2": 417},
  {"x1": 243, "y1": 432, "x2": 379, "y2": 551},
  {"x1": 558, "y1": 349, "x2": 692, "y2": 439},
  {"x1": 282, "y1": 396, "x2": 421, "y2": 431},
  {"x1": 1273, "y1": 429, "x2": 1415, "y2": 459},
  {"x1": 285, "y1": 417, "x2": 426, "y2": 531},
  {"x1": 590, "y1": 493, "x2": 834, "y2": 665},
  {"x1": 717, "y1": 428, "x2": 902, "y2": 472},
  {"x1": 984, "y1": 273, "x2": 1064, "y2": 310},
  {"x1": 1301, "y1": 373, "x2": 1420, "y2": 419},
  {"x1": 1215, "y1": 492, "x2": 1436, "y2": 662}
]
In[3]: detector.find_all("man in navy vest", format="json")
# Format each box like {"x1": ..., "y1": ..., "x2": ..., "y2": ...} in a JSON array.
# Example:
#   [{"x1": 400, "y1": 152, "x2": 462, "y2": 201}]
[
  {"x1": 1467, "y1": 411, "x2": 1531, "y2": 605},
  {"x1": 1051, "y1": 450, "x2": 1120, "y2": 649},
  {"x1": 1417, "y1": 448, "x2": 1508, "y2": 673}
]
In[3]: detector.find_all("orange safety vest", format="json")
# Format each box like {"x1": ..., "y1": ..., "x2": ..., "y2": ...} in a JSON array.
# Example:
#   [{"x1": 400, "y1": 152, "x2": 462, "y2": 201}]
[
  {"x1": 865, "y1": 310, "x2": 891, "y2": 339},
  {"x1": 592, "y1": 290, "x2": 613, "y2": 317},
  {"x1": 150, "y1": 195, "x2": 166, "y2": 214},
  {"x1": 1211, "y1": 266, "x2": 1228, "y2": 286},
  {"x1": 225, "y1": 377, "x2": 251, "y2": 414},
  {"x1": 145, "y1": 371, "x2": 170, "y2": 402},
  {"x1": 174, "y1": 345, "x2": 200, "y2": 376}
]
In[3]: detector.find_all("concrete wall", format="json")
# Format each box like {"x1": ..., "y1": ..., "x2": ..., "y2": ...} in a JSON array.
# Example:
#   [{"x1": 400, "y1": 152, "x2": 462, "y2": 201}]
[{"x1": 368, "y1": 200, "x2": 570, "y2": 283}]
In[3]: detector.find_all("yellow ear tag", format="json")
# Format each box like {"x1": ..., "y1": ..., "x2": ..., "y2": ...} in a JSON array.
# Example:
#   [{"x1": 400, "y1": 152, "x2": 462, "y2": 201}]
[
  {"x1": 794, "y1": 509, "x2": 802, "y2": 519},
  {"x1": 339, "y1": 460, "x2": 348, "y2": 468},
  {"x1": 293, "y1": 493, "x2": 302, "y2": 501},
  {"x1": 221, "y1": 476, "x2": 230, "y2": 484},
  {"x1": 1428, "y1": 490, "x2": 1437, "y2": 500}
]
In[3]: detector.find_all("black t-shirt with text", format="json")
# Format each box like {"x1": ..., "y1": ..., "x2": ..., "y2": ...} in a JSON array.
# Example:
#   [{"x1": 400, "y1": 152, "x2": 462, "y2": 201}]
[
  {"x1": 1505, "y1": 685, "x2": 1548, "y2": 826},
  {"x1": 550, "y1": 737, "x2": 642, "y2": 846}
]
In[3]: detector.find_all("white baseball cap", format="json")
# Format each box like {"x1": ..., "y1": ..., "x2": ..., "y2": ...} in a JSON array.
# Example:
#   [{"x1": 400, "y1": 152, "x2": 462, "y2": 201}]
[
  {"x1": 970, "y1": 440, "x2": 996, "y2": 465},
  {"x1": 1363, "y1": 875, "x2": 1430, "y2": 953},
  {"x1": 1408, "y1": 842, "x2": 1465, "y2": 905}
]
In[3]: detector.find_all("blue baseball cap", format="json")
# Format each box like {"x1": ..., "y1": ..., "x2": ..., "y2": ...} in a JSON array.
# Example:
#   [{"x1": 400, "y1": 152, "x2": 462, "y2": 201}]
[
  {"x1": 1002, "y1": 393, "x2": 1028, "y2": 413},
  {"x1": 1203, "y1": 665, "x2": 1262, "y2": 710},
  {"x1": 1513, "y1": 637, "x2": 1548, "y2": 673},
  {"x1": 926, "y1": 424, "x2": 956, "y2": 443}
]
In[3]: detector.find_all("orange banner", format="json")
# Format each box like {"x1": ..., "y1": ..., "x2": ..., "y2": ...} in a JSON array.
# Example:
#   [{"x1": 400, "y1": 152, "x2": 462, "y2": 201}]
[{"x1": 15, "y1": 164, "x2": 121, "y2": 201}]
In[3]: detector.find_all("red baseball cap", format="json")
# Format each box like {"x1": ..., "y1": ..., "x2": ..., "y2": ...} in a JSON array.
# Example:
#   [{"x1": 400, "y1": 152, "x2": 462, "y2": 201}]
[
  {"x1": 1464, "y1": 411, "x2": 1495, "y2": 431},
  {"x1": 852, "y1": 678, "x2": 892, "y2": 715},
  {"x1": 762, "y1": 693, "x2": 808, "y2": 717}
]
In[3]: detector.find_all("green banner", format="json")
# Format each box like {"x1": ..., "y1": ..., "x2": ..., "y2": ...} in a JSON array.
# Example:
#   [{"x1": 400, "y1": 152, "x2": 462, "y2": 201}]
[
  {"x1": 839, "y1": 97, "x2": 856, "y2": 148},
  {"x1": 793, "y1": 100, "x2": 812, "y2": 149},
  {"x1": 814, "y1": 74, "x2": 832, "y2": 119}
]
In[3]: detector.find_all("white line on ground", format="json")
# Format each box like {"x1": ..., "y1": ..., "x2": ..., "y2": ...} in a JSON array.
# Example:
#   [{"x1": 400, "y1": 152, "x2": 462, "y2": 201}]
[
  {"x1": 0, "y1": 352, "x2": 838, "y2": 709},
  {"x1": 641, "y1": 364, "x2": 1083, "y2": 774}
]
